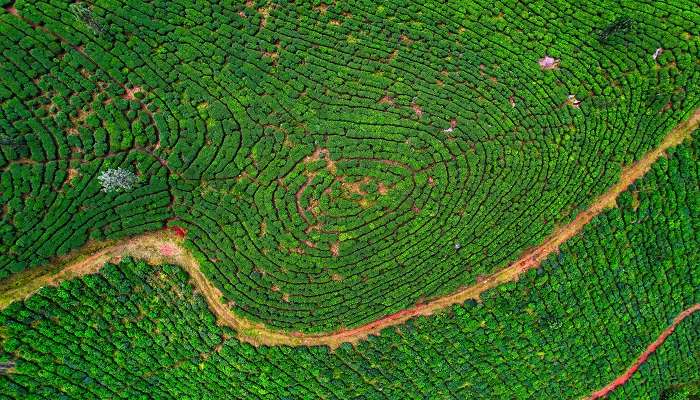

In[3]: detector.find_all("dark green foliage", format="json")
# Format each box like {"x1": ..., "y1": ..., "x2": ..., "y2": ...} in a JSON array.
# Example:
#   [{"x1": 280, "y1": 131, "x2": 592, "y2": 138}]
[
  {"x1": 661, "y1": 380, "x2": 700, "y2": 400},
  {"x1": 1, "y1": 0, "x2": 699, "y2": 332},
  {"x1": 0, "y1": 133, "x2": 23, "y2": 148},
  {"x1": 598, "y1": 16, "x2": 633, "y2": 43},
  {"x1": 0, "y1": 138, "x2": 697, "y2": 399}
]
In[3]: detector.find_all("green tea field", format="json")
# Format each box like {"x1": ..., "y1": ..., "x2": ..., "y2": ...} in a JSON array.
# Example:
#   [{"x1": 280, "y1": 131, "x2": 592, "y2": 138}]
[{"x1": 0, "y1": 0, "x2": 698, "y2": 398}]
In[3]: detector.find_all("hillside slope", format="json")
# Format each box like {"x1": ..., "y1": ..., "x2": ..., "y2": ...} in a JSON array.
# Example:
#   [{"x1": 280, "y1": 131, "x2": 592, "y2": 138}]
[
  {"x1": 1, "y1": 135, "x2": 697, "y2": 399},
  {"x1": 1, "y1": 0, "x2": 699, "y2": 332}
]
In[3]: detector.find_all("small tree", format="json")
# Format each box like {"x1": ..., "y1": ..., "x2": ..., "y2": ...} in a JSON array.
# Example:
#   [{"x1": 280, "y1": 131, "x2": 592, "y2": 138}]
[
  {"x1": 70, "y1": 3, "x2": 104, "y2": 36},
  {"x1": 98, "y1": 168, "x2": 138, "y2": 193}
]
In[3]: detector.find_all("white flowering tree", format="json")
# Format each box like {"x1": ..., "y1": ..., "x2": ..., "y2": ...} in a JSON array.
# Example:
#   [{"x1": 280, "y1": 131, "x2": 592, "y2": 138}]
[
  {"x1": 98, "y1": 168, "x2": 138, "y2": 193},
  {"x1": 70, "y1": 3, "x2": 104, "y2": 36}
]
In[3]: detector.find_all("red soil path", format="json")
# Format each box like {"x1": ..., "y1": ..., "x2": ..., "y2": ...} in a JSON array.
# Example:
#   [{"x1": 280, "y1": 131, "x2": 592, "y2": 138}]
[
  {"x1": 587, "y1": 304, "x2": 700, "y2": 399},
  {"x1": 0, "y1": 109, "x2": 698, "y2": 348},
  {"x1": 169, "y1": 226, "x2": 187, "y2": 238}
]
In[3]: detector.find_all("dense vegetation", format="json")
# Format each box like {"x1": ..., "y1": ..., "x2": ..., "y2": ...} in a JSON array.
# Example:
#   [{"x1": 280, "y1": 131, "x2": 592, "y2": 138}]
[
  {"x1": 1, "y1": 136, "x2": 697, "y2": 399},
  {"x1": 621, "y1": 343, "x2": 700, "y2": 400},
  {"x1": 1, "y1": 0, "x2": 699, "y2": 332}
]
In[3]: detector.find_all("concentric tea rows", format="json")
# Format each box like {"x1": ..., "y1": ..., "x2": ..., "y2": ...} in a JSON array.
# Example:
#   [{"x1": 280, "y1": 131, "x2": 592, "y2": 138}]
[
  {"x1": 1, "y1": 0, "x2": 699, "y2": 331},
  {"x1": 1, "y1": 137, "x2": 698, "y2": 399}
]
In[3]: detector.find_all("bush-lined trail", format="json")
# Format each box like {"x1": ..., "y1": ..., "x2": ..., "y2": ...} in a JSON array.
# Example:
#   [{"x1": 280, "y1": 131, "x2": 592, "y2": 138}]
[{"x1": 0, "y1": 108, "x2": 698, "y2": 348}]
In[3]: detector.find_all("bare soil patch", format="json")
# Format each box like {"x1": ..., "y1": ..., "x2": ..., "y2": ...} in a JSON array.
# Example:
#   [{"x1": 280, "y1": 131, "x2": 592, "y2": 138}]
[{"x1": 122, "y1": 86, "x2": 142, "y2": 100}]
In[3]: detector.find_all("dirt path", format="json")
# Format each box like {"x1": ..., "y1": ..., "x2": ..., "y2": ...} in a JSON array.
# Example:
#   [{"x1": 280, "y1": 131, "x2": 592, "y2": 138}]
[
  {"x1": 586, "y1": 304, "x2": 700, "y2": 399},
  {"x1": 1, "y1": 108, "x2": 698, "y2": 348}
]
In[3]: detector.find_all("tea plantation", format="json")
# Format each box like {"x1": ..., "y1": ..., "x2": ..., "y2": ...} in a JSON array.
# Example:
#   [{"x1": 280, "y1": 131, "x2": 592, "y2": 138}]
[
  {"x1": 1, "y1": 0, "x2": 698, "y2": 332},
  {"x1": 1, "y1": 135, "x2": 698, "y2": 398},
  {"x1": 1, "y1": 0, "x2": 699, "y2": 397}
]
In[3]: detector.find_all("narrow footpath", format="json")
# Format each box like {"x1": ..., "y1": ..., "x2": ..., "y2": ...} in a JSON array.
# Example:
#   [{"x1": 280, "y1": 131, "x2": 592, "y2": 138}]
[{"x1": 587, "y1": 304, "x2": 700, "y2": 399}]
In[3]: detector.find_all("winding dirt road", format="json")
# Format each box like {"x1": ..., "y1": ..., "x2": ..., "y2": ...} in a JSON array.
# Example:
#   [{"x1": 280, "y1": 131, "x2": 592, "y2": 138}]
[{"x1": 0, "y1": 108, "x2": 698, "y2": 349}]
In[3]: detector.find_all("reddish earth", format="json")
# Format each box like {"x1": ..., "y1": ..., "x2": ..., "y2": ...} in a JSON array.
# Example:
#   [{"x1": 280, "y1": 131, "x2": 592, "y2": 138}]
[
  {"x1": 377, "y1": 182, "x2": 389, "y2": 195},
  {"x1": 170, "y1": 226, "x2": 187, "y2": 238},
  {"x1": 122, "y1": 86, "x2": 142, "y2": 100},
  {"x1": 330, "y1": 241, "x2": 340, "y2": 257},
  {"x1": 412, "y1": 103, "x2": 423, "y2": 117},
  {"x1": 295, "y1": 172, "x2": 316, "y2": 223},
  {"x1": 379, "y1": 95, "x2": 395, "y2": 106},
  {"x1": 159, "y1": 244, "x2": 179, "y2": 257},
  {"x1": 588, "y1": 304, "x2": 700, "y2": 399}
]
